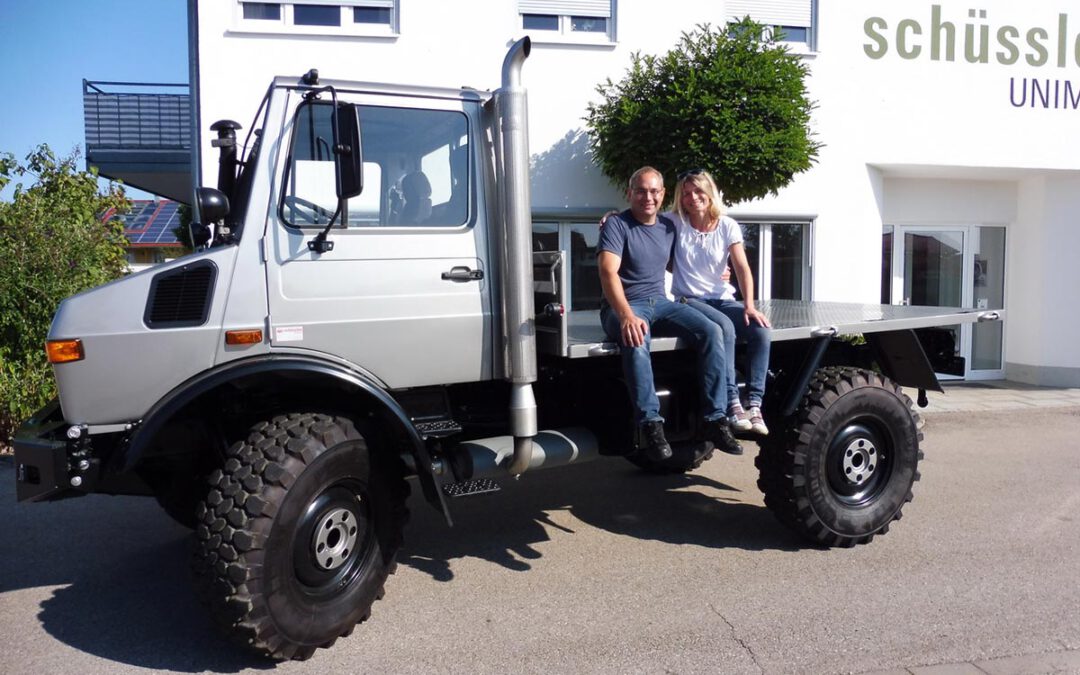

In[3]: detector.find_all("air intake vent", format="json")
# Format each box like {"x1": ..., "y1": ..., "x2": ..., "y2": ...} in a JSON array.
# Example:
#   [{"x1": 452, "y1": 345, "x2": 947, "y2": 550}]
[{"x1": 144, "y1": 261, "x2": 217, "y2": 328}]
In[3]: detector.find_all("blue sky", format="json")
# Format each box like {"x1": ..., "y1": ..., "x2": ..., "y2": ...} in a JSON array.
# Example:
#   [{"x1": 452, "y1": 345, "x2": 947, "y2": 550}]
[{"x1": 0, "y1": 1, "x2": 188, "y2": 200}]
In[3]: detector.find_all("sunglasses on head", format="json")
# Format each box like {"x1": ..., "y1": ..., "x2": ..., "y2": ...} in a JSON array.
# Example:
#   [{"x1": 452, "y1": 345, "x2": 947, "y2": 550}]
[{"x1": 677, "y1": 168, "x2": 706, "y2": 181}]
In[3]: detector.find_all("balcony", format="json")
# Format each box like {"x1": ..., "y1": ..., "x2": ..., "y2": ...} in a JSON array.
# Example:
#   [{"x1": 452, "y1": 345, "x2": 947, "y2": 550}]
[{"x1": 83, "y1": 80, "x2": 192, "y2": 203}]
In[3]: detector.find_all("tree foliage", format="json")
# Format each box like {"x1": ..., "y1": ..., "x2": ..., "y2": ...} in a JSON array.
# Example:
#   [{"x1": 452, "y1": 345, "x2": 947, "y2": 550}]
[
  {"x1": 172, "y1": 202, "x2": 195, "y2": 253},
  {"x1": 0, "y1": 146, "x2": 129, "y2": 444},
  {"x1": 585, "y1": 19, "x2": 821, "y2": 204}
]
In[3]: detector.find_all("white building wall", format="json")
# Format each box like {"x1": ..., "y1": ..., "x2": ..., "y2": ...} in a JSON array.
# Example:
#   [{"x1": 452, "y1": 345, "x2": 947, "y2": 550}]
[
  {"x1": 193, "y1": 0, "x2": 1080, "y2": 384},
  {"x1": 1008, "y1": 175, "x2": 1080, "y2": 384}
]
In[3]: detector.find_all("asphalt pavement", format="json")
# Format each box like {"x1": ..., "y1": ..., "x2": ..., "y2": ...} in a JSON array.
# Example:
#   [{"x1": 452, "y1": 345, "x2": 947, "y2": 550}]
[{"x1": 1, "y1": 402, "x2": 1078, "y2": 674}]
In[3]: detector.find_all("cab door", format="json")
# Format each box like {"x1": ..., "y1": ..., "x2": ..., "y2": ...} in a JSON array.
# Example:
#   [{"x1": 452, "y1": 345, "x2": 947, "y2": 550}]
[{"x1": 265, "y1": 92, "x2": 493, "y2": 388}]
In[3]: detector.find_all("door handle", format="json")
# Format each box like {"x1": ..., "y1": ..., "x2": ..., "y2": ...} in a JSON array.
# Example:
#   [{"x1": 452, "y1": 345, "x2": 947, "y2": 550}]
[{"x1": 441, "y1": 266, "x2": 483, "y2": 282}]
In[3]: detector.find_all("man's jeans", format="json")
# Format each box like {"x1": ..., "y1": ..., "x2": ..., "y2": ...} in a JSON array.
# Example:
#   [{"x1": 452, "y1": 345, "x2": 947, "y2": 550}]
[
  {"x1": 600, "y1": 296, "x2": 727, "y2": 424},
  {"x1": 683, "y1": 298, "x2": 771, "y2": 408}
]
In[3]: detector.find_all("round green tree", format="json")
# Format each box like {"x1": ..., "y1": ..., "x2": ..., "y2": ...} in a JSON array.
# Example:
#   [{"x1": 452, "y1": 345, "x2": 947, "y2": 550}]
[
  {"x1": 0, "y1": 145, "x2": 129, "y2": 445},
  {"x1": 586, "y1": 19, "x2": 820, "y2": 203}
]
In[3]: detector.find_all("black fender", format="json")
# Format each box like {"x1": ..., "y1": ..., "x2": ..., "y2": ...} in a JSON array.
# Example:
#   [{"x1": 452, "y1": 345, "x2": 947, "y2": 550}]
[{"x1": 122, "y1": 354, "x2": 452, "y2": 524}]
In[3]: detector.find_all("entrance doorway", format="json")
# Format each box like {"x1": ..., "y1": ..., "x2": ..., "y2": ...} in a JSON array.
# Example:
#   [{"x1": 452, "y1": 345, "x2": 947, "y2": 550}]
[{"x1": 882, "y1": 225, "x2": 1006, "y2": 380}]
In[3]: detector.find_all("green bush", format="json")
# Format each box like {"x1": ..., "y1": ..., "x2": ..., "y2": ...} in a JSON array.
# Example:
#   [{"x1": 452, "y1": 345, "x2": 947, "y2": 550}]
[
  {"x1": 585, "y1": 19, "x2": 821, "y2": 203},
  {"x1": 0, "y1": 146, "x2": 129, "y2": 446}
]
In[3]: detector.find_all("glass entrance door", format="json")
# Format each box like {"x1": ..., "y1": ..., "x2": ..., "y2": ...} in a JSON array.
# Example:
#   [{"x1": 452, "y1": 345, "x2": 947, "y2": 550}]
[
  {"x1": 968, "y1": 227, "x2": 1006, "y2": 379},
  {"x1": 888, "y1": 225, "x2": 1006, "y2": 380},
  {"x1": 901, "y1": 229, "x2": 966, "y2": 379}
]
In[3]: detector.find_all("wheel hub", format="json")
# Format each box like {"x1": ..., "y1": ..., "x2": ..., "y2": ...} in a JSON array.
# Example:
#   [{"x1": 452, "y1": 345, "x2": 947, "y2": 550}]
[
  {"x1": 312, "y1": 506, "x2": 360, "y2": 571},
  {"x1": 841, "y1": 438, "x2": 877, "y2": 486}
]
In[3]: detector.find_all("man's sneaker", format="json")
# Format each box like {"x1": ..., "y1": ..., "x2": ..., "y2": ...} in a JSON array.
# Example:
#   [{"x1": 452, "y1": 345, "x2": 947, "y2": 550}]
[
  {"x1": 641, "y1": 421, "x2": 673, "y2": 462},
  {"x1": 728, "y1": 404, "x2": 753, "y2": 432},
  {"x1": 748, "y1": 406, "x2": 769, "y2": 436},
  {"x1": 704, "y1": 419, "x2": 743, "y2": 456}
]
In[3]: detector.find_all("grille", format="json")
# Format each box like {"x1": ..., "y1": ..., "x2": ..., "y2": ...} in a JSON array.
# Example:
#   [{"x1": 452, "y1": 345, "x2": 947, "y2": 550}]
[{"x1": 144, "y1": 261, "x2": 216, "y2": 328}]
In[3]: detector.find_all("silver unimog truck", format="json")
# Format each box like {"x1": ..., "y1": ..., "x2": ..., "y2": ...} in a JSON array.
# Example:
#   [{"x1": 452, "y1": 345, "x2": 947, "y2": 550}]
[{"x1": 14, "y1": 39, "x2": 1002, "y2": 659}]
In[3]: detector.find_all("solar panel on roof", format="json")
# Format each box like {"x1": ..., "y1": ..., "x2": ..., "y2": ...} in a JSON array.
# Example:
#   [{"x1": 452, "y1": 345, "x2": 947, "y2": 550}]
[{"x1": 118, "y1": 200, "x2": 182, "y2": 246}]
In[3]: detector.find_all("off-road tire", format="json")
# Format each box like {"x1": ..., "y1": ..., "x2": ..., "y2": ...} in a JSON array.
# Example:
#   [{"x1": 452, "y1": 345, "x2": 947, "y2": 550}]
[
  {"x1": 627, "y1": 440, "x2": 714, "y2": 474},
  {"x1": 192, "y1": 413, "x2": 409, "y2": 660},
  {"x1": 755, "y1": 367, "x2": 922, "y2": 547}
]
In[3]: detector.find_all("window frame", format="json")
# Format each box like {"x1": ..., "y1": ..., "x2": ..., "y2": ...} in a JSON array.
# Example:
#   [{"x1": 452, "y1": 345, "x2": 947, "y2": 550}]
[
  {"x1": 517, "y1": 1, "x2": 617, "y2": 46},
  {"x1": 279, "y1": 99, "x2": 475, "y2": 232},
  {"x1": 726, "y1": 0, "x2": 817, "y2": 53},
  {"x1": 233, "y1": 1, "x2": 399, "y2": 38},
  {"x1": 733, "y1": 218, "x2": 814, "y2": 301},
  {"x1": 531, "y1": 219, "x2": 605, "y2": 311}
]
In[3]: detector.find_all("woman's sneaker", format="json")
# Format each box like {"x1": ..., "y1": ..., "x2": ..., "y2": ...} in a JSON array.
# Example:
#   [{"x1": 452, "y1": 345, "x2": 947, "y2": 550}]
[
  {"x1": 728, "y1": 404, "x2": 753, "y2": 432},
  {"x1": 748, "y1": 406, "x2": 769, "y2": 436}
]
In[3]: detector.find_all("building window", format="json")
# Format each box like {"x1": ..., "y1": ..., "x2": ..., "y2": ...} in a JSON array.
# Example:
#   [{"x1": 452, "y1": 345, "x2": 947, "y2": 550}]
[
  {"x1": 734, "y1": 221, "x2": 812, "y2": 301},
  {"x1": 530, "y1": 219, "x2": 810, "y2": 307},
  {"x1": 518, "y1": 1, "x2": 615, "y2": 44},
  {"x1": 531, "y1": 221, "x2": 604, "y2": 310},
  {"x1": 242, "y1": 2, "x2": 281, "y2": 20},
  {"x1": 726, "y1": 0, "x2": 816, "y2": 50},
  {"x1": 353, "y1": 6, "x2": 391, "y2": 25},
  {"x1": 235, "y1": 1, "x2": 398, "y2": 36},
  {"x1": 522, "y1": 14, "x2": 559, "y2": 31},
  {"x1": 294, "y1": 4, "x2": 341, "y2": 26}
]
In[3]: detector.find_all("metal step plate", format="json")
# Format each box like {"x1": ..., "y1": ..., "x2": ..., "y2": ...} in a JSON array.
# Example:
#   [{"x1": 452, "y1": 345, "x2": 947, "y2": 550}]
[
  {"x1": 442, "y1": 478, "x2": 502, "y2": 498},
  {"x1": 415, "y1": 419, "x2": 463, "y2": 439}
]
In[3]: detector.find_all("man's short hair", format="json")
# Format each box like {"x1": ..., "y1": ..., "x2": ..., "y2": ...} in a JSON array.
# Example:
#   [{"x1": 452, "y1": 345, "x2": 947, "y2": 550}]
[{"x1": 627, "y1": 166, "x2": 664, "y2": 191}]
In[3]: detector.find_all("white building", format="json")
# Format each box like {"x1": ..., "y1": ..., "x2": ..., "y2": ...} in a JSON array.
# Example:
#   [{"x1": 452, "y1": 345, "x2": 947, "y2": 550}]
[{"x1": 189, "y1": 0, "x2": 1080, "y2": 386}]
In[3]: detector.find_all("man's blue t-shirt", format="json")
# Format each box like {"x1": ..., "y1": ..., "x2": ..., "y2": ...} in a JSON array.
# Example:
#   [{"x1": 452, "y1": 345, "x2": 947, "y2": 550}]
[{"x1": 596, "y1": 210, "x2": 675, "y2": 303}]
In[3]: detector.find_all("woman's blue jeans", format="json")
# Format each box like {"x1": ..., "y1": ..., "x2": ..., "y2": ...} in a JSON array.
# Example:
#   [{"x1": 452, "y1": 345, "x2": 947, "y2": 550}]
[
  {"x1": 600, "y1": 296, "x2": 728, "y2": 424},
  {"x1": 683, "y1": 298, "x2": 771, "y2": 408}
]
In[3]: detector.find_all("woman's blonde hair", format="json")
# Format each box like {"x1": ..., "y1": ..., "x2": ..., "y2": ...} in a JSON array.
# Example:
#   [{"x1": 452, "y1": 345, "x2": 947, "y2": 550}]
[{"x1": 672, "y1": 170, "x2": 724, "y2": 222}]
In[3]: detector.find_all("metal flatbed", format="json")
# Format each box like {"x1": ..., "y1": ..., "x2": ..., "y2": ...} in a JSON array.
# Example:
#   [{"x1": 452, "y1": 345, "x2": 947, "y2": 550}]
[{"x1": 541, "y1": 300, "x2": 1003, "y2": 359}]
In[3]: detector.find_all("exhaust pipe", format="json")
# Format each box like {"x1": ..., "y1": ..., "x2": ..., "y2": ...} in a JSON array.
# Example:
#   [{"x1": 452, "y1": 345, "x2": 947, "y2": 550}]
[
  {"x1": 451, "y1": 427, "x2": 600, "y2": 482},
  {"x1": 495, "y1": 37, "x2": 536, "y2": 476}
]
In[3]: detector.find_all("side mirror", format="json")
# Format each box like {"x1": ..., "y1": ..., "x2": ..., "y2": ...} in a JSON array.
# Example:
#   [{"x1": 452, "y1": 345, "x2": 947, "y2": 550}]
[
  {"x1": 334, "y1": 103, "x2": 363, "y2": 200},
  {"x1": 192, "y1": 187, "x2": 230, "y2": 247},
  {"x1": 197, "y1": 187, "x2": 230, "y2": 224}
]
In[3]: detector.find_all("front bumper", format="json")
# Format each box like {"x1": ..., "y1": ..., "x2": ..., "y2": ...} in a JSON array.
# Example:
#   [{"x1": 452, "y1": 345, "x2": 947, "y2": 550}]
[{"x1": 13, "y1": 400, "x2": 89, "y2": 502}]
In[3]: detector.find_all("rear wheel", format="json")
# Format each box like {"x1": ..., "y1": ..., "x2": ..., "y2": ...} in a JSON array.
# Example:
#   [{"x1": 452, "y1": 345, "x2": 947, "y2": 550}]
[
  {"x1": 756, "y1": 367, "x2": 922, "y2": 547},
  {"x1": 192, "y1": 413, "x2": 408, "y2": 660}
]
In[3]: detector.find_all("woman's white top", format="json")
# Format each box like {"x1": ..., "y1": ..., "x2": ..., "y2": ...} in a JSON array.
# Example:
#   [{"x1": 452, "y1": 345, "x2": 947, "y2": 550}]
[{"x1": 668, "y1": 212, "x2": 743, "y2": 301}]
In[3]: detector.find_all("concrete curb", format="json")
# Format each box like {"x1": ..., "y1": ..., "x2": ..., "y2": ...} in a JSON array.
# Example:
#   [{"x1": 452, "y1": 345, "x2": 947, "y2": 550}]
[{"x1": 905, "y1": 381, "x2": 1080, "y2": 415}]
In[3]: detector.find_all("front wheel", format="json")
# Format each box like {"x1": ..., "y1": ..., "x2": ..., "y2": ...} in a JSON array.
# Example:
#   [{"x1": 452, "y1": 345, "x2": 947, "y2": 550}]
[
  {"x1": 756, "y1": 368, "x2": 923, "y2": 547},
  {"x1": 192, "y1": 413, "x2": 408, "y2": 660}
]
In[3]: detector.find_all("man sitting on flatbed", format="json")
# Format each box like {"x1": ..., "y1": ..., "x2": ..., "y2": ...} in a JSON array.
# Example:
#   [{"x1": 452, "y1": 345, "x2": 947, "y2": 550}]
[{"x1": 596, "y1": 166, "x2": 743, "y2": 460}]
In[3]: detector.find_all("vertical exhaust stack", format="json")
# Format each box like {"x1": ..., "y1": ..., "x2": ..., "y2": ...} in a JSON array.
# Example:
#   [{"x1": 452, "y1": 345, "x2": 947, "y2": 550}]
[{"x1": 495, "y1": 37, "x2": 536, "y2": 476}]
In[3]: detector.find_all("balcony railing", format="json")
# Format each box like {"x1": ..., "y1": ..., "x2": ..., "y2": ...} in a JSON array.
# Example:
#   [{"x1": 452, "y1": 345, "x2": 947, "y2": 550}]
[{"x1": 83, "y1": 80, "x2": 191, "y2": 150}]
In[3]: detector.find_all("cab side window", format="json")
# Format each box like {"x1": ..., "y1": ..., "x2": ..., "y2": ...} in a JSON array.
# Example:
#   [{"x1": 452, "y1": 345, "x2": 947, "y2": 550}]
[{"x1": 282, "y1": 101, "x2": 470, "y2": 228}]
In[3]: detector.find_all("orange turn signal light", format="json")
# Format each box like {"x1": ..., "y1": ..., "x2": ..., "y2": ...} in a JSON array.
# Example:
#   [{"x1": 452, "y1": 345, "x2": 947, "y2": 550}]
[
  {"x1": 46, "y1": 339, "x2": 84, "y2": 364},
  {"x1": 225, "y1": 329, "x2": 264, "y2": 346}
]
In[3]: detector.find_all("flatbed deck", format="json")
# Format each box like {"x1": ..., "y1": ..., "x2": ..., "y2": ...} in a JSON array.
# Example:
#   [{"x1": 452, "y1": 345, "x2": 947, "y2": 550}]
[{"x1": 546, "y1": 300, "x2": 1003, "y2": 359}]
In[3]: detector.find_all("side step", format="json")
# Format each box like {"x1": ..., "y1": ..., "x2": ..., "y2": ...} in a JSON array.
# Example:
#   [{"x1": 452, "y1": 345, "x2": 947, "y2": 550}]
[
  {"x1": 415, "y1": 419, "x2": 463, "y2": 439},
  {"x1": 442, "y1": 478, "x2": 502, "y2": 498}
]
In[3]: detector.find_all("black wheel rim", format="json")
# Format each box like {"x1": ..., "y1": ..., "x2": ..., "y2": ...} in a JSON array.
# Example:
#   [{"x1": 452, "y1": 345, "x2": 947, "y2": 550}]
[
  {"x1": 825, "y1": 418, "x2": 894, "y2": 506},
  {"x1": 292, "y1": 482, "x2": 374, "y2": 597}
]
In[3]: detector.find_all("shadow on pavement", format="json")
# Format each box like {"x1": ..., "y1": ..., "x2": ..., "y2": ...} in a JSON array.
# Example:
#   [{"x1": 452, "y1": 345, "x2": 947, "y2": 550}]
[
  {"x1": 1, "y1": 457, "x2": 269, "y2": 672},
  {"x1": 1, "y1": 450, "x2": 799, "y2": 668},
  {"x1": 399, "y1": 455, "x2": 802, "y2": 581}
]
